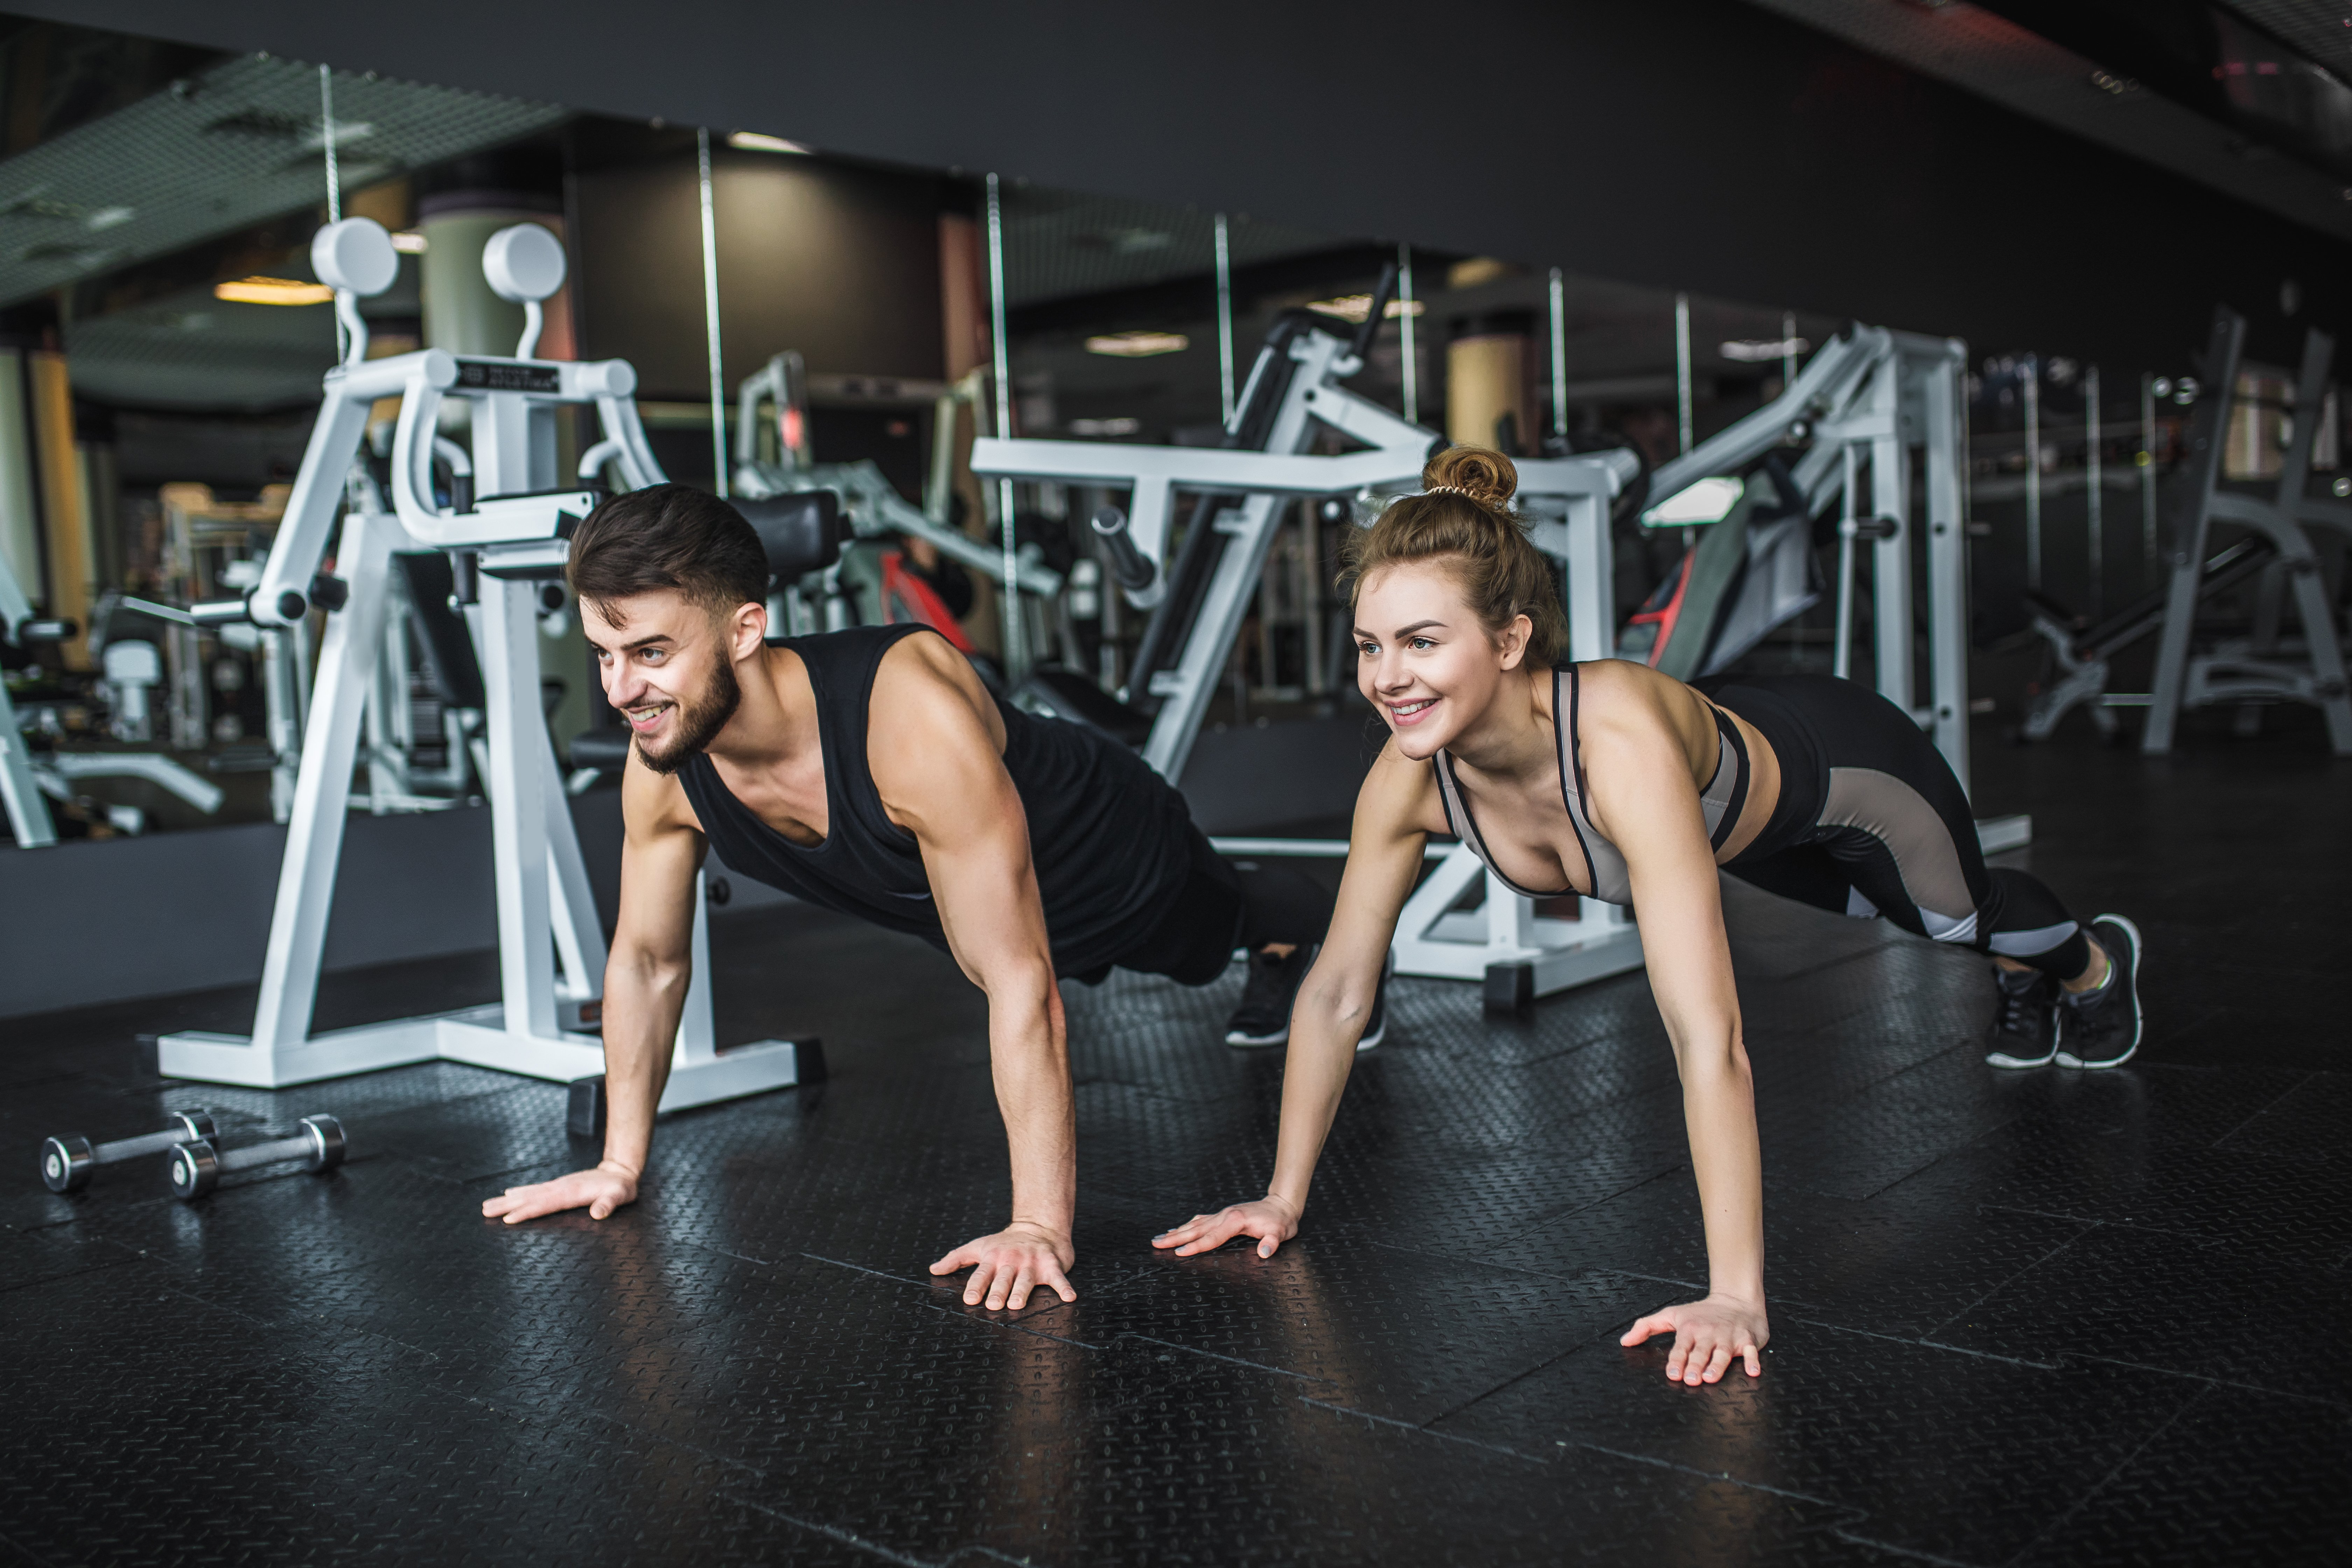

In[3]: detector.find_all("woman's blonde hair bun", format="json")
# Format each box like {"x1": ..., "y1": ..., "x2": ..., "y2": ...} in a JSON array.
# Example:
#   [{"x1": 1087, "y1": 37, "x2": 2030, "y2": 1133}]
[{"x1": 1422, "y1": 445, "x2": 1518, "y2": 511}]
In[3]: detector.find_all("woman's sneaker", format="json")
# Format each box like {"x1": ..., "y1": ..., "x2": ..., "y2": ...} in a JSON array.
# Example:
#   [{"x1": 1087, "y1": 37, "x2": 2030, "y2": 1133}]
[
  {"x1": 1225, "y1": 945, "x2": 1314, "y2": 1047},
  {"x1": 2057, "y1": 915, "x2": 2143, "y2": 1069},
  {"x1": 1984, "y1": 966, "x2": 2062, "y2": 1069}
]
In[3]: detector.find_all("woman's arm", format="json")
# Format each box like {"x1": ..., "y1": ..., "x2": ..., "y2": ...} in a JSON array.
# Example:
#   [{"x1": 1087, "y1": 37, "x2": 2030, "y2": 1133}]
[
  {"x1": 1154, "y1": 745, "x2": 1435, "y2": 1258},
  {"x1": 1582, "y1": 676, "x2": 1768, "y2": 1384}
]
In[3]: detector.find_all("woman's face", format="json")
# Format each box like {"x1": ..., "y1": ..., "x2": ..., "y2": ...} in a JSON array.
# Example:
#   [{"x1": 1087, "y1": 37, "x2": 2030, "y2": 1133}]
[{"x1": 1353, "y1": 560, "x2": 1528, "y2": 760}]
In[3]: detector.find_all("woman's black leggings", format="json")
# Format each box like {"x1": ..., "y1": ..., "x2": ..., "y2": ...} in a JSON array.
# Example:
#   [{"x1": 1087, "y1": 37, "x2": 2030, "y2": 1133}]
[{"x1": 1704, "y1": 675, "x2": 2090, "y2": 979}]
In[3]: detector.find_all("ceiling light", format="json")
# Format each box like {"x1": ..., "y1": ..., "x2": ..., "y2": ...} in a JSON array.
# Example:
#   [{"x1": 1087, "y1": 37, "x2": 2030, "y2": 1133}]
[
  {"x1": 390, "y1": 230, "x2": 427, "y2": 253},
  {"x1": 84, "y1": 206, "x2": 134, "y2": 232},
  {"x1": 1642, "y1": 476, "x2": 1744, "y2": 528},
  {"x1": 729, "y1": 131, "x2": 810, "y2": 154},
  {"x1": 1068, "y1": 417, "x2": 1142, "y2": 436},
  {"x1": 1307, "y1": 294, "x2": 1426, "y2": 322},
  {"x1": 1720, "y1": 337, "x2": 1810, "y2": 363},
  {"x1": 1086, "y1": 331, "x2": 1189, "y2": 357},
  {"x1": 214, "y1": 276, "x2": 334, "y2": 306}
]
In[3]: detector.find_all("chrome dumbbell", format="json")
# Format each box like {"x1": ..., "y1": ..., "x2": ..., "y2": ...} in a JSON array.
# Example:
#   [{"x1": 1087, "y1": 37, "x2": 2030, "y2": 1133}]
[
  {"x1": 41, "y1": 1110, "x2": 219, "y2": 1193},
  {"x1": 169, "y1": 1115, "x2": 346, "y2": 1201}
]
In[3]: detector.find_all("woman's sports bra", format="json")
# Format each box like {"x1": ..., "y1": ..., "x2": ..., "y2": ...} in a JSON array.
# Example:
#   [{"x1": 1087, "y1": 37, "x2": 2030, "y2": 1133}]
[{"x1": 1431, "y1": 664, "x2": 1749, "y2": 906}]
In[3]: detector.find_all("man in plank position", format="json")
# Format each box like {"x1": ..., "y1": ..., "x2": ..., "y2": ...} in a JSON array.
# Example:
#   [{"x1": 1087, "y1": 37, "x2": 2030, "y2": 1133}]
[{"x1": 483, "y1": 485, "x2": 1370, "y2": 1309}]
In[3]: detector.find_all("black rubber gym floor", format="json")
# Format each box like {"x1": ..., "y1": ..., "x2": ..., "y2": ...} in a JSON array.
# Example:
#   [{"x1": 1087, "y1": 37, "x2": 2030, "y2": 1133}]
[{"x1": 4, "y1": 719, "x2": 2348, "y2": 1566}]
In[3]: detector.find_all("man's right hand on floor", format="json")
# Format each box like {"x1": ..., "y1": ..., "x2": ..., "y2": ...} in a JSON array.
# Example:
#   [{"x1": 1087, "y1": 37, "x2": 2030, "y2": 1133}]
[{"x1": 482, "y1": 1162, "x2": 640, "y2": 1224}]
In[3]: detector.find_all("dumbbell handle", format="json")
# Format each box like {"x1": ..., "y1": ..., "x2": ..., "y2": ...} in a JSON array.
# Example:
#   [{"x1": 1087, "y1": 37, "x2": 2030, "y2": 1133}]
[
  {"x1": 215, "y1": 1129, "x2": 324, "y2": 1172},
  {"x1": 93, "y1": 1114, "x2": 220, "y2": 1166}
]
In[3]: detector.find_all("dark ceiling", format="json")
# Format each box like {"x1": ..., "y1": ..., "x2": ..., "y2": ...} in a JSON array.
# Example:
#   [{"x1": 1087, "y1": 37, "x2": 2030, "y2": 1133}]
[{"x1": 4, "y1": 0, "x2": 2350, "y2": 373}]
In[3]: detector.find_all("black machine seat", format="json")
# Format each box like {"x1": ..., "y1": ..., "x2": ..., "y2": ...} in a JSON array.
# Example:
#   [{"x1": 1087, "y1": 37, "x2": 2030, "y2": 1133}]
[
  {"x1": 1014, "y1": 667, "x2": 1156, "y2": 747},
  {"x1": 737, "y1": 491, "x2": 847, "y2": 582},
  {"x1": 568, "y1": 727, "x2": 633, "y2": 772}
]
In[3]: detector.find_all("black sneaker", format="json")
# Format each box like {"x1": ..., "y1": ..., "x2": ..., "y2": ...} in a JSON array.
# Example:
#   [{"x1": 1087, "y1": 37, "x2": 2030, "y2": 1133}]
[
  {"x1": 1984, "y1": 966, "x2": 2061, "y2": 1069},
  {"x1": 1355, "y1": 952, "x2": 1392, "y2": 1052},
  {"x1": 2057, "y1": 914, "x2": 2143, "y2": 1070},
  {"x1": 1225, "y1": 945, "x2": 1314, "y2": 1047}
]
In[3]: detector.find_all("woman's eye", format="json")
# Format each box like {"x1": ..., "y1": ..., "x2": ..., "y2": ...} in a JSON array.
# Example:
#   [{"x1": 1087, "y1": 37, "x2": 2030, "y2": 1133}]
[
  {"x1": 1357, "y1": 642, "x2": 1378, "y2": 657},
  {"x1": 1409, "y1": 637, "x2": 1433, "y2": 650}
]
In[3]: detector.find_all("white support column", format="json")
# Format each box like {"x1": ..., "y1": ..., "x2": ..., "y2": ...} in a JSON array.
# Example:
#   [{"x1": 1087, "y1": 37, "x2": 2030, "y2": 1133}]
[
  {"x1": 1142, "y1": 492, "x2": 1286, "y2": 780},
  {"x1": 477, "y1": 575, "x2": 558, "y2": 1043},
  {"x1": 1561, "y1": 492, "x2": 1614, "y2": 663},
  {"x1": 1919, "y1": 350, "x2": 1970, "y2": 785},
  {"x1": 1868, "y1": 356, "x2": 1915, "y2": 716},
  {"x1": 539, "y1": 712, "x2": 607, "y2": 1003}
]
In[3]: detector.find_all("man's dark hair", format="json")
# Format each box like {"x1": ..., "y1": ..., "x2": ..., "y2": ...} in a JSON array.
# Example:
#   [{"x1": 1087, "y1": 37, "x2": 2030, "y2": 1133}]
[{"x1": 567, "y1": 483, "x2": 769, "y2": 626}]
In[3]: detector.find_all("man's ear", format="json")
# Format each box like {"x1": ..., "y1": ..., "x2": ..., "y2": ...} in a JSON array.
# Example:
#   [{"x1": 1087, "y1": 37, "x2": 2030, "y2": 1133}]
[
  {"x1": 1495, "y1": 613, "x2": 1533, "y2": 672},
  {"x1": 728, "y1": 599, "x2": 768, "y2": 662}
]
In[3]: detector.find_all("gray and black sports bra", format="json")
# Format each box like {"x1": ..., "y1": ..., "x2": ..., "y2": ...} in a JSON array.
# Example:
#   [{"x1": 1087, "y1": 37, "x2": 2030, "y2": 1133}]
[{"x1": 1432, "y1": 664, "x2": 1750, "y2": 906}]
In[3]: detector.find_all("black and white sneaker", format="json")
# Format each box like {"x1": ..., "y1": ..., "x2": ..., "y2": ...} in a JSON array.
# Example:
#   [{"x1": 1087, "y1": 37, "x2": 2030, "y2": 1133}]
[
  {"x1": 2057, "y1": 914, "x2": 2143, "y2": 1070},
  {"x1": 1225, "y1": 945, "x2": 1314, "y2": 1047},
  {"x1": 1984, "y1": 966, "x2": 2062, "y2": 1069},
  {"x1": 1355, "y1": 953, "x2": 1392, "y2": 1052}
]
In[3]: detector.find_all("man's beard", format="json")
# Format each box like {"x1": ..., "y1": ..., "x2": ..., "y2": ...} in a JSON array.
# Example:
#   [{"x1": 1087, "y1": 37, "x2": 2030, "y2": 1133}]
[{"x1": 632, "y1": 656, "x2": 742, "y2": 776}]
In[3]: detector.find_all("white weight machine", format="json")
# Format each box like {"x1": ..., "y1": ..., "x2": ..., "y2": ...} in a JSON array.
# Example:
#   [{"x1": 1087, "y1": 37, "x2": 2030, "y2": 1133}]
[
  {"x1": 731, "y1": 351, "x2": 1063, "y2": 628},
  {"x1": 974, "y1": 270, "x2": 1651, "y2": 1001},
  {"x1": 1, "y1": 556, "x2": 223, "y2": 847},
  {"x1": 152, "y1": 216, "x2": 815, "y2": 1106},
  {"x1": 978, "y1": 302, "x2": 2013, "y2": 1003}
]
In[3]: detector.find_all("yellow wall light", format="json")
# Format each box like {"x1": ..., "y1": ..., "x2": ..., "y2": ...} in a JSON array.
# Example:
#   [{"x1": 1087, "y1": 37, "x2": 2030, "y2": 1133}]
[{"x1": 214, "y1": 276, "x2": 335, "y2": 306}]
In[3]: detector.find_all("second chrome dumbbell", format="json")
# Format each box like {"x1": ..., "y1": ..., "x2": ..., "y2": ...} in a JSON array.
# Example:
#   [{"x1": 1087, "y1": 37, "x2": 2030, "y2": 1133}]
[{"x1": 168, "y1": 1116, "x2": 346, "y2": 1201}]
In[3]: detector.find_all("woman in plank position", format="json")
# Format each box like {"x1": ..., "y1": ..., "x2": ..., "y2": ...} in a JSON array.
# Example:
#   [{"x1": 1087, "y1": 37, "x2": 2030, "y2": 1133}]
[{"x1": 1155, "y1": 447, "x2": 2141, "y2": 1384}]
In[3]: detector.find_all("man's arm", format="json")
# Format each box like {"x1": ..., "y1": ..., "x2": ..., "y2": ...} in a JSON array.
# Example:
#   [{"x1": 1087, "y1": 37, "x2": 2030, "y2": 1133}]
[
  {"x1": 482, "y1": 759, "x2": 702, "y2": 1224},
  {"x1": 862, "y1": 639, "x2": 1076, "y2": 1312}
]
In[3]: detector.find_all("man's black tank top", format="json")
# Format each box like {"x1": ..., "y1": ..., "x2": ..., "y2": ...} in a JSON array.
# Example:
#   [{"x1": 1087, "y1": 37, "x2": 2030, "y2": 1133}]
[{"x1": 675, "y1": 623, "x2": 1198, "y2": 979}]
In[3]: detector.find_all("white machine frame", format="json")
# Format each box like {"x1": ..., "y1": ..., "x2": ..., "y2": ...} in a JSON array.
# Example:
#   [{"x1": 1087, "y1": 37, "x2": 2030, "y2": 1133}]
[
  {"x1": 977, "y1": 314, "x2": 2012, "y2": 1000},
  {"x1": 1, "y1": 556, "x2": 224, "y2": 847},
  {"x1": 974, "y1": 305, "x2": 1651, "y2": 995},
  {"x1": 156, "y1": 218, "x2": 806, "y2": 1107}
]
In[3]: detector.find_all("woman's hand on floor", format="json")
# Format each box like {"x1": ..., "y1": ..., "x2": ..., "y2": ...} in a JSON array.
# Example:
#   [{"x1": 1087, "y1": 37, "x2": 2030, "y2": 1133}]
[
  {"x1": 481, "y1": 1162, "x2": 639, "y2": 1224},
  {"x1": 1620, "y1": 1293, "x2": 1769, "y2": 1384},
  {"x1": 1153, "y1": 1195, "x2": 1300, "y2": 1259}
]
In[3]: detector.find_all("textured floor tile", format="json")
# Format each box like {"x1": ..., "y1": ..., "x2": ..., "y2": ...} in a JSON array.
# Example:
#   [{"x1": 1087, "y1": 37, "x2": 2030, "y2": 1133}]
[
  {"x1": 2011, "y1": 1385, "x2": 2352, "y2": 1567},
  {"x1": 1485, "y1": 1167, "x2": 2096, "y2": 1339},
  {"x1": 1434, "y1": 1319, "x2": 2206, "y2": 1566},
  {"x1": 1932, "y1": 1223, "x2": 2352, "y2": 1405}
]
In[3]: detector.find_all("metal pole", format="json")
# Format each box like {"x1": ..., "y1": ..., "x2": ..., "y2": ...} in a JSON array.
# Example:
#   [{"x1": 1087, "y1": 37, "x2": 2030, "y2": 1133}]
[
  {"x1": 2023, "y1": 356, "x2": 2040, "y2": 592},
  {"x1": 2085, "y1": 364, "x2": 2102, "y2": 616},
  {"x1": 320, "y1": 65, "x2": 344, "y2": 363},
  {"x1": 2140, "y1": 371, "x2": 2159, "y2": 585},
  {"x1": 1834, "y1": 444, "x2": 1857, "y2": 680},
  {"x1": 1674, "y1": 292, "x2": 1693, "y2": 455},
  {"x1": 986, "y1": 173, "x2": 1022, "y2": 675},
  {"x1": 1548, "y1": 267, "x2": 1568, "y2": 442},
  {"x1": 1214, "y1": 214, "x2": 1235, "y2": 429},
  {"x1": 1397, "y1": 244, "x2": 1417, "y2": 427},
  {"x1": 1781, "y1": 309, "x2": 1797, "y2": 391},
  {"x1": 696, "y1": 130, "x2": 728, "y2": 498}
]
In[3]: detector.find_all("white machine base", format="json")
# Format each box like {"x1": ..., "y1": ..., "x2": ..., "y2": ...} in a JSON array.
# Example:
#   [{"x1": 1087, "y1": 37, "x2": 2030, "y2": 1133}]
[
  {"x1": 1976, "y1": 814, "x2": 2033, "y2": 854},
  {"x1": 157, "y1": 1007, "x2": 805, "y2": 1111},
  {"x1": 1395, "y1": 912, "x2": 1646, "y2": 995}
]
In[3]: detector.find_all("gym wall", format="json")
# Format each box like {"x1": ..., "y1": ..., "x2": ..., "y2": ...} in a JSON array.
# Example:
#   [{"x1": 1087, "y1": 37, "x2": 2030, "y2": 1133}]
[{"x1": 570, "y1": 148, "x2": 946, "y2": 399}]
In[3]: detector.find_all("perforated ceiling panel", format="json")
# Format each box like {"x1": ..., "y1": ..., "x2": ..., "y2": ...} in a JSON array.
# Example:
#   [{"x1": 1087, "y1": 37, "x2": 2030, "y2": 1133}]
[{"x1": 0, "y1": 52, "x2": 565, "y2": 309}]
